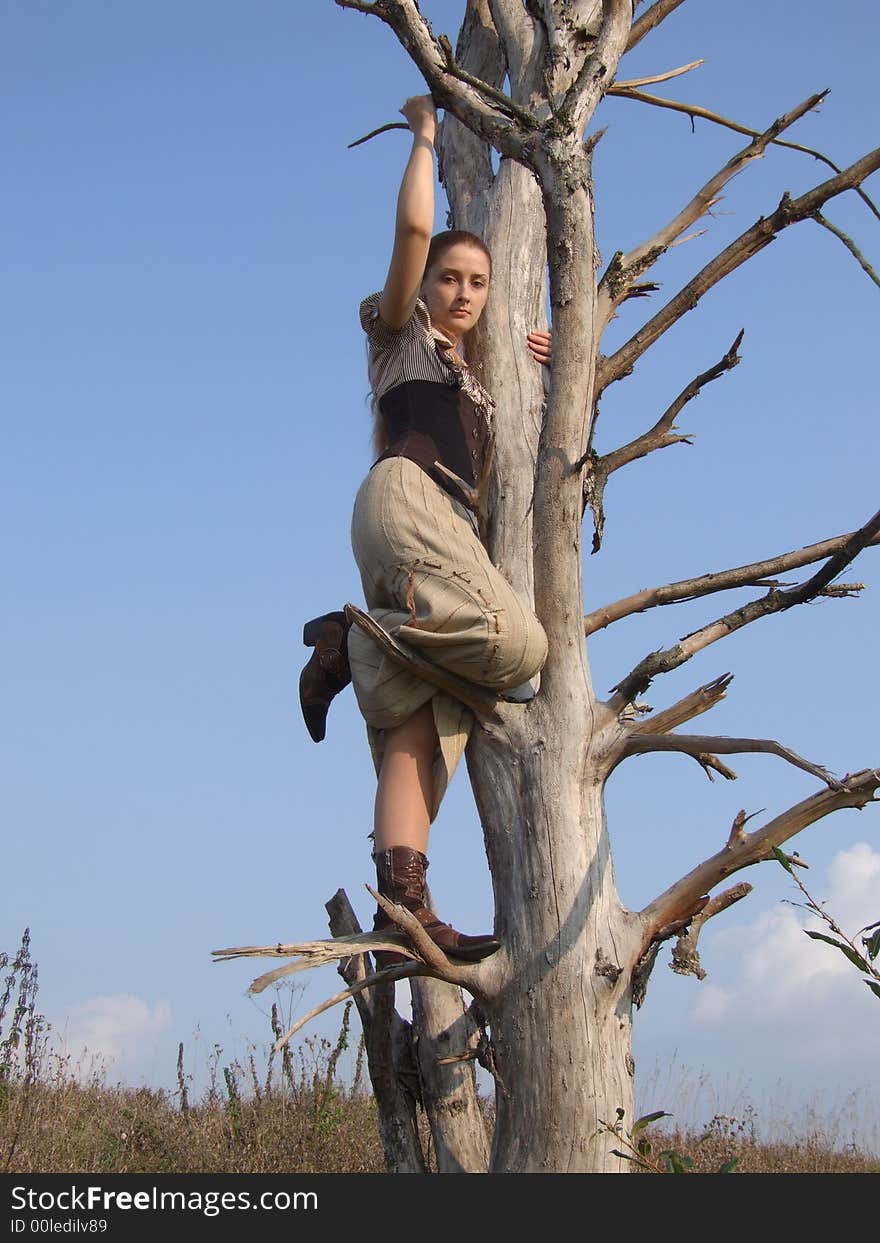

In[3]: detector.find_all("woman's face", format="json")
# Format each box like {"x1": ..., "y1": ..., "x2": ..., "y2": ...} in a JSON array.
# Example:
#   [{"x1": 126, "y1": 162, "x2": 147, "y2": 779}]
[{"x1": 420, "y1": 242, "x2": 490, "y2": 345}]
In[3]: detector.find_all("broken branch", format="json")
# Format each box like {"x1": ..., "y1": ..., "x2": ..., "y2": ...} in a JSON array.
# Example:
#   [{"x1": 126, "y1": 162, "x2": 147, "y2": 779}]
[
  {"x1": 212, "y1": 929, "x2": 417, "y2": 980},
  {"x1": 608, "y1": 506, "x2": 880, "y2": 710},
  {"x1": 633, "y1": 673, "x2": 733, "y2": 734},
  {"x1": 638, "y1": 769, "x2": 880, "y2": 948},
  {"x1": 695, "y1": 753, "x2": 738, "y2": 782},
  {"x1": 326, "y1": 889, "x2": 431, "y2": 1173},
  {"x1": 581, "y1": 331, "x2": 742, "y2": 548},
  {"x1": 670, "y1": 883, "x2": 753, "y2": 979},
  {"x1": 598, "y1": 93, "x2": 827, "y2": 319},
  {"x1": 585, "y1": 525, "x2": 880, "y2": 635},
  {"x1": 336, "y1": 0, "x2": 533, "y2": 161},
  {"x1": 614, "y1": 59, "x2": 704, "y2": 90},
  {"x1": 619, "y1": 731, "x2": 843, "y2": 789},
  {"x1": 273, "y1": 965, "x2": 420, "y2": 1052},
  {"x1": 609, "y1": 508, "x2": 879, "y2": 709},
  {"x1": 605, "y1": 85, "x2": 880, "y2": 224},
  {"x1": 597, "y1": 147, "x2": 880, "y2": 391},
  {"x1": 348, "y1": 120, "x2": 409, "y2": 149}
]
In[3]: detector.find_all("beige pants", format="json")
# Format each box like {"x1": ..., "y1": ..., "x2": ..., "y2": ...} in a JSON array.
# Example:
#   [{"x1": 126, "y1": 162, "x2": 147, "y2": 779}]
[{"x1": 348, "y1": 456, "x2": 548, "y2": 820}]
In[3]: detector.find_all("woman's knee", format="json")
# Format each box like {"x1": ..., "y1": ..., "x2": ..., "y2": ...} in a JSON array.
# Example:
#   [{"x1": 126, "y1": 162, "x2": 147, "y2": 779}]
[{"x1": 485, "y1": 609, "x2": 548, "y2": 690}]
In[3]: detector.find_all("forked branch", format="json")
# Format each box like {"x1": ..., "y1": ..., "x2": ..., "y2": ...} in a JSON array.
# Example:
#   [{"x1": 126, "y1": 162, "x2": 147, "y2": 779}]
[
  {"x1": 597, "y1": 148, "x2": 880, "y2": 391},
  {"x1": 582, "y1": 331, "x2": 743, "y2": 549},
  {"x1": 619, "y1": 731, "x2": 842, "y2": 789},
  {"x1": 638, "y1": 769, "x2": 880, "y2": 949},
  {"x1": 212, "y1": 929, "x2": 419, "y2": 983},
  {"x1": 585, "y1": 525, "x2": 880, "y2": 635},
  {"x1": 213, "y1": 895, "x2": 487, "y2": 1047},
  {"x1": 607, "y1": 507, "x2": 880, "y2": 710},
  {"x1": 437, "y1": 32, "x2": 539, "y2": 129},
  {"x1": 605, "y1": 86, "x2": 880, "y2": 225},
  {"x1": 598, "y1": 93, "x2": 826, "y2": 319},
  {"x1": 335, "y1": 0, "x2": 534, "y2": 160}
]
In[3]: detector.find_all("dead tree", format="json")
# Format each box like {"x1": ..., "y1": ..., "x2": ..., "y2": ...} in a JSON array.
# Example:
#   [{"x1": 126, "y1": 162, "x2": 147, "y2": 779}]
[{"x1": 216, "y1": 1, "x2": 879, "y2": 1172}]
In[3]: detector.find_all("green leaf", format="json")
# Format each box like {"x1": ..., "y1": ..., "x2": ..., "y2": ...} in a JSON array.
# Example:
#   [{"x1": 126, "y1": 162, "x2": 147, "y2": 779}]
[
  {"x1": 613, "y1": 1149, "x2": 655, "y2": 1173},
  {"x1": 633, "y1": 1110, "x2": 672, "y2": 1135},
  {"x1": 661, "y1": 1150, "x2": 693, "y2": 1173},
  {"x1": 863, "y1": 928, "x2": 880, "y2": 961},
  {"x1": 771, "y1": 845, "x2": 794, "y2": 873},
  {"x1": 865, "y1": 980, "x2": 880, "y2": 1001},
  {"x1": 717, "y1": 1158, "x2": 739, "y2": 1173},
  {"x1": 803, "y1": 930, "x2": 846, "y2": 949},
  {"x1": 803, "y1": 930, "x2": 871, "y2": 973},
  {"x1": 637, "y1": 1138, "x2": 653, "y2": 1156}
]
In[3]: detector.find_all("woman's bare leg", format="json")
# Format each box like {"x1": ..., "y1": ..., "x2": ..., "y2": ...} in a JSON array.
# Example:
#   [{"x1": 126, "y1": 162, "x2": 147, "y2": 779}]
[{"x1": 373, "y1": 702, "x2": 436, "y2": 853}]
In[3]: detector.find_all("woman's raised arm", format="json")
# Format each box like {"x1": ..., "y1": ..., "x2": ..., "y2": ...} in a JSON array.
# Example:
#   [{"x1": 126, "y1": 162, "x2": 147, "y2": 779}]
[{"x1": 378, "y1": 96, "x2": 437, "y2": 330}]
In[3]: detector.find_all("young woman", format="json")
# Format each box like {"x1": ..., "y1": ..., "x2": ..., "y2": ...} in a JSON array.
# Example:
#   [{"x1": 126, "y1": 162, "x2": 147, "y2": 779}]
[{"x1": 299, "y1": 96, "x2": 550, "y2": 965}]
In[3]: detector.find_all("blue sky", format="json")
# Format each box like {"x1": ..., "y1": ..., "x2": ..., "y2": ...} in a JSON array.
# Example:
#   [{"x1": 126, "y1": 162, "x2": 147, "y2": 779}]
[{"x1": 2, "y1": 1, "x2": 878, "y2": 1149}]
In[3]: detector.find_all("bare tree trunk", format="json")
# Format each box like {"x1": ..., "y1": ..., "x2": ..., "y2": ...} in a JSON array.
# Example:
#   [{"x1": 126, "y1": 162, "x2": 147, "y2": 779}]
[
  {"x1": 410, "y1": 978, "x2": 490, "y2": 1171},
  {"x1": 438, "y1": 30, "x2": 642, "y2": 1169},
  {"x1": 325, "y1": 892, "x2": 427, "y2": 1172},
  {"x1": 411, "y1": 0, "x2": 642, "y2": 1172},
  {"x1": 470, "y1": 726, "x2": 641, "y2": 1170}
]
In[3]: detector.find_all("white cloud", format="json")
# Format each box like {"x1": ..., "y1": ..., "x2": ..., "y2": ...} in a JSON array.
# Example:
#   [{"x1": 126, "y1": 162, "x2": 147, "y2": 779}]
[
  {"x1": 690, "y1": 983, "x2": 731, "y2": 1023},
  {"x1": 688, "y1": 843, "x2": 879, "y2": 1066},
  {"x1": 54, "y1": 994, "x2": 171, "y2": 1081},
  {"x1": 826, "y1": 842, "x2": 880, "y2": 928},
  {"x1": 633, "y1": 843, "x2": 880, "y2": 1149}
]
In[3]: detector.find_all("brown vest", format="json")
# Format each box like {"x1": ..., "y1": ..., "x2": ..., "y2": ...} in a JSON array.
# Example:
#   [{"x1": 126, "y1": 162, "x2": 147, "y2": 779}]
[{"x1": 374, "y1": 380, "x2": 492, "y2": 513}]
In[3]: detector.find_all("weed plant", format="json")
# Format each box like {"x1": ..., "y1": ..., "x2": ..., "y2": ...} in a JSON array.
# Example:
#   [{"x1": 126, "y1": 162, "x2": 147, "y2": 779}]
[{"x1": 2, "y1": 931, "x2": 877, "y2": 1174}]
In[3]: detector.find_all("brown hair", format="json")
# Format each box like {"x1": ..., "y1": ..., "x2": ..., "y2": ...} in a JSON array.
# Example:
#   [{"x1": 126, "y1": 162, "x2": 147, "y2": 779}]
[{"x1": 424, "y1": 230, "x2": 492, "y2": 279}]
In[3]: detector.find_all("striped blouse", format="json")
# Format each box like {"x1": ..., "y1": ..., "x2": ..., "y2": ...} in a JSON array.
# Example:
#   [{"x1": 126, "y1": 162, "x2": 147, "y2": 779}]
[{"x1": 359, "y1": 292, "x2": 495, "y2": 419}]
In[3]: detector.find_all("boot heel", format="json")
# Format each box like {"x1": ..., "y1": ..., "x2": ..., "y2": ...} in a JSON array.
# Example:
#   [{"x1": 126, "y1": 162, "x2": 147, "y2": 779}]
[
  {"x1": 303, "y1": 611, "x2": 349, "y2": 646},
  {"x1": 302, "y1": 616, "x2": 324, "y2": 646}
]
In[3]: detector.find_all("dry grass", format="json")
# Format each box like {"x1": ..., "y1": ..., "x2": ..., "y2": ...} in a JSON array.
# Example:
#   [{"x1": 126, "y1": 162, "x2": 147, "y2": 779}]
[
  {"x1": 3, "y1": 931, "x2": 877, "y2": 1174},
  {"x1": 2, "y1": 999, "x2": 387, "y2": 1174},
  {"x1": 2, "y1": 1078, "x2": 387, "y2": 1175},
  {"x1": 623, "y1": 1110, "x2": 878, "y2": 1174}
]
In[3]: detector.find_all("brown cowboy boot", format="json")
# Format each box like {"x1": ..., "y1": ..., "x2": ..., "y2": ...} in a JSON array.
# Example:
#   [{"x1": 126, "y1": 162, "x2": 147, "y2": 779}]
[
  {"x1": 372, "y1": 846, "x2": 501, "y2": 967},
  {"x1": 299, "y1": 610, "x2": 351, "y2": 743}
]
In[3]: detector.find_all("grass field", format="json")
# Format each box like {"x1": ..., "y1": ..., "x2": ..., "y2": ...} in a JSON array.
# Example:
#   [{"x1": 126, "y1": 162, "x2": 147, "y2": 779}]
[{"x1": 3, "y1": 932, "x2": 876, "y2": 1174}]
